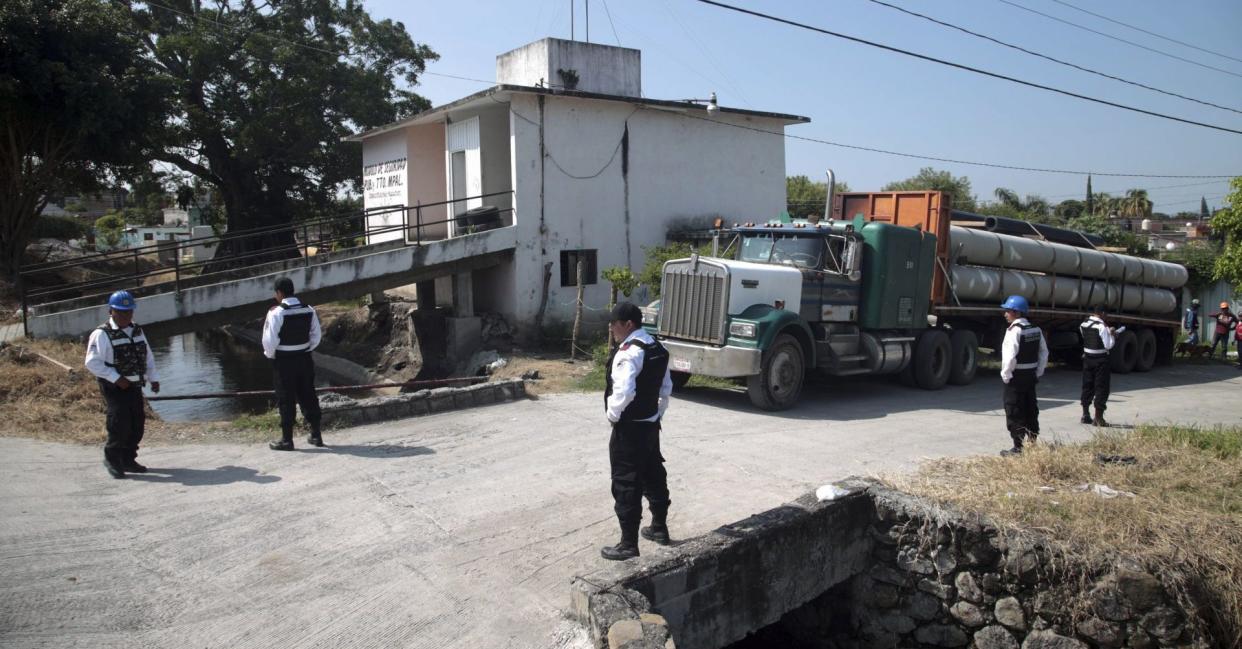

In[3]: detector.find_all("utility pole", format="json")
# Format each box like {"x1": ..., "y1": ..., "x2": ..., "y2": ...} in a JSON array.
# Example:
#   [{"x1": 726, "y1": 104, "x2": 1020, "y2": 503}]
[
  {"x1": 570, "y1": 0, "x2": 574, "y2": 40},
  {"x1": 586, "y1": 0, "x2": 590, "y2": 42}
]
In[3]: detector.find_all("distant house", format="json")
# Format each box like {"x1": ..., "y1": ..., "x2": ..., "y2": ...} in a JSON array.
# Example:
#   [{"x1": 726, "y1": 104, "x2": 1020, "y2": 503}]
[
  {"x1": 346, "y1": 37, "x2": 807, "y2": 328},
  {"x1": 41, "y1": 190, "x2": 128, "y2": 219}
]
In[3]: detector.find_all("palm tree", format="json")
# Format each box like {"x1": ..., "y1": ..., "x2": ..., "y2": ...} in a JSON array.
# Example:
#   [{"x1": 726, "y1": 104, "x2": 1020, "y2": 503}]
[
  {"x1": 1121, "y1": 189, "x2": 1152, "y2": 220},
  {"x1": 993, "y1": 188, "x2": 1052, "y2": 221}
]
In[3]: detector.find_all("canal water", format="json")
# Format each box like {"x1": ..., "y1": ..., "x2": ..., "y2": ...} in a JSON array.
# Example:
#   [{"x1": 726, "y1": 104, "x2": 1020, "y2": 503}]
[{"x1": 145, "y1": 330, "x2": 331, "y2": 422}]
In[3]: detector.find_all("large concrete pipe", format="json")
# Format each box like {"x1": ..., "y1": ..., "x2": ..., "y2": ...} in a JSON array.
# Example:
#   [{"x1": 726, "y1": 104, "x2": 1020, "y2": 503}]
[
  {"x1": 948, "y1": 226, "x2": 1187, "y2": 290},
  {"x1": 949, "y1": 265, "x2": 1177, "y2": 315}
]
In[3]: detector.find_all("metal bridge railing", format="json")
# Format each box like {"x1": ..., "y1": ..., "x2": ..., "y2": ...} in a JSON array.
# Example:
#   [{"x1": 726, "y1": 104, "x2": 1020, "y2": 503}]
[{"x1": 19, "y1": 191, "x2": 514, "y2": 335}]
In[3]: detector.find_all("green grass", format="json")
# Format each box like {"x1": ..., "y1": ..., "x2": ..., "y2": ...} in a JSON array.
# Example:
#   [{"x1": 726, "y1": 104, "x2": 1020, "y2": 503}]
[
  {"x1": 1135, "y1": 423, "x2": 1242, "y2": 460},
  {"x1": 232, "y1": 410, "x2": 282, "y2": 435}
]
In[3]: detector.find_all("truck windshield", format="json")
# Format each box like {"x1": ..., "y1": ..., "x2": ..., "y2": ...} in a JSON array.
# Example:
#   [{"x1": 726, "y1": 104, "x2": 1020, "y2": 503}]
[{"x1": 739, "y1": 234, "x2": 824, "y2": 269}]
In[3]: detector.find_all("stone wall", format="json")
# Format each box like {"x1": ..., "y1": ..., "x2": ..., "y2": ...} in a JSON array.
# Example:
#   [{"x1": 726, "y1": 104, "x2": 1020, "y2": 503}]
[{"x1": 769, "y1": 483, "x2": 1212, "y2": 649}]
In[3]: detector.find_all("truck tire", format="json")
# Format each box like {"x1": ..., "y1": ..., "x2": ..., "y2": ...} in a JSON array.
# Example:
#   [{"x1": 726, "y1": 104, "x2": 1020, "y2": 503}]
[
  {"x1": 670, "y1": 371, "x2": 691, "y2": 390},
  {"x1": 913, "y1": 330, "x2": 951, "y2": 390},
  {"x1": 747, "y1": 333, "x2": 804, "y2": 410},
  {"x1": 1135, "y1": 328, "x2": 1157, "y2": 372},
  {"x1": 948, "y1": 330, "x2": 979, "y2": 385},
  {"x1": 1110, "y1": 330, "x2": 1138, "y2": 374}
]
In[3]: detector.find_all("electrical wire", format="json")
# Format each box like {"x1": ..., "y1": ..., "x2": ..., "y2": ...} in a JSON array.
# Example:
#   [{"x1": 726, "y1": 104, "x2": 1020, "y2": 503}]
[
  {"x1": 666, "y1": 107, "x2": 1237, "y2": 178},
  {"x1": 993, "y1": 0, "x2": 1242, "y2": 80},
  {"x1": 1046, "y1": 0, "x2": 1242, "y2": 66},
  {"x1": 600, "y1": 0, "x2": 622, "y2": 46},
  {"x1": 694, "y1": 0, "x2": 1242, "y2": 135},
  {"x1": 865, "y1": 0, "x2": 1242, "y2": 116}
]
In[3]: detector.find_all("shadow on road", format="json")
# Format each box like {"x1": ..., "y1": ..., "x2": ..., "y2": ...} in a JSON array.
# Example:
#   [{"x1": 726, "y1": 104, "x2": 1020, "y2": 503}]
[
  {"x1": 127, "y1": 465, "x2": 280, "y2": 486},
  {"x1": 320, "y1": 444, "x2": 435, "y2": 458},
  {"x1": 672, "y1": 362, "x2": 1240, "y2": 422}
]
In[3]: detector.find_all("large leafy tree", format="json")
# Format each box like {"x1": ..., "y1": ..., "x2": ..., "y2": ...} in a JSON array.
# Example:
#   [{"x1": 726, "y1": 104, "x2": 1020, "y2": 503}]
[
  {"x1": 0, "y1": 0, "x2": 165, "y2": 282},
  {"x1": 785, "y1": 175, "x2": 849, "y2": 219},
  {"x1": 1210, "y1": 177, "x2": 1242, "y2": 287},
  {"x1": 120, "y1": 0, "x2": 437, "y2": 259},
  {"x1": 882, "y1": 167, "x2": 976, "y2": 212}
]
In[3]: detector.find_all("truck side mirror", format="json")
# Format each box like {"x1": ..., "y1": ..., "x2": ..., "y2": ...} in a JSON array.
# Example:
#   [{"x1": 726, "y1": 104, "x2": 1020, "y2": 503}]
[{"x1": 844, "y1": 238, "x2": 863, "y2": 281}]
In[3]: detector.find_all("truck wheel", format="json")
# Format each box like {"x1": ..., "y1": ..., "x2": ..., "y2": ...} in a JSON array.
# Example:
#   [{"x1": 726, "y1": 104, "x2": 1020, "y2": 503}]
[
  {"x1": 1135, "y1": 329, "x2": 1157, "y2": 372},
  {"x1": 913, "y1": 330, "x2": 951, "y2": 390},
  {"x1": 747, "y1": 334, "x2": 804, "y2": 410},
  {"x1": 670, "y1": 371, "x2": 691, "y2": 390},
  {"x1": 1110, "y1": 330, "x2": 1138, "y2": 374},
  {"x1": 948, "y1": 330, "x2": 979, "y2": 385}
]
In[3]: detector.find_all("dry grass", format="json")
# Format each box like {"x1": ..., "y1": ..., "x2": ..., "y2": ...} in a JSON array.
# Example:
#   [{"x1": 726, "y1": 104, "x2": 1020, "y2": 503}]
[
  {"x1": 888, "y1": 426, "x2": 1242, "y2": 645},
  {"x1": 0, "y1": 339, "x2": 269, "y2": 445}
]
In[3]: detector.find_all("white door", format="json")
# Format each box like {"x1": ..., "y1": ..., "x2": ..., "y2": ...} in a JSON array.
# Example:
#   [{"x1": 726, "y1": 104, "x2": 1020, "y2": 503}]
[{"x1": 446, "y1": 117, "x2": 482, "y2": 236}]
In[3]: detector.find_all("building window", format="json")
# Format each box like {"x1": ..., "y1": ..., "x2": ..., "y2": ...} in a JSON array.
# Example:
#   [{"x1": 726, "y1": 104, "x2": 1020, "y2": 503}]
[
  {"x1": 560, "y1": 249, "x2": 598, "y2": 287},
  {"x1": 143, "y1": 233, "x2": 154, "y2": 241}
]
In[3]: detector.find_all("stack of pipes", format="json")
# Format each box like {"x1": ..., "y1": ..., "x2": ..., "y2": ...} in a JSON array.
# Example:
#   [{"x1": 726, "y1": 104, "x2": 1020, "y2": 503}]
[{"x1": 946, "y1": 226, "x2": 1187, "y2": 315}]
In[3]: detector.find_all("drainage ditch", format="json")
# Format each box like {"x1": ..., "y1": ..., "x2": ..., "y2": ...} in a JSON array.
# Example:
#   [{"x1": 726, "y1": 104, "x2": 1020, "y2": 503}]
[{"x1": 572, "y1": 479, "x2": 1218, "y2": 649}]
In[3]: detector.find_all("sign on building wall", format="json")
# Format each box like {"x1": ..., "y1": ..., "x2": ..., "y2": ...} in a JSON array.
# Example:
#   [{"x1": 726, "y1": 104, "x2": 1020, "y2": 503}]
[{"x1": 363, "y1": 157, "x2": 407, "y2": 206}]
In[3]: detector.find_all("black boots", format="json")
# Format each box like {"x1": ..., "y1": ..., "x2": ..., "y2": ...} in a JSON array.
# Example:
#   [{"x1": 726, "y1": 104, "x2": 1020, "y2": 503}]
[
  {"x1": 123, "y1": 459, "x2": 148, "y2": 473},
  {"x1": 1093, "y1": 409, "x2": 1108, "y2": 427},
  {"x1": 306, "y1": 434, "x2": 324, "y2": 447},
  {"x1": 600, "y1": 524, "x2": 640, "y2": 561},
  {"x1": 269, "y1": 439, "x2": 294, "y2": 451},
  {"x1": 103, "y1": 459, "x2": 125, "y2": 479},
  {"x1": 641, "y1": 509, "x2": 671, "y2": 546},
  {"x1": 1080, "y1": 408, "x2": 1092, "y2": 425}
]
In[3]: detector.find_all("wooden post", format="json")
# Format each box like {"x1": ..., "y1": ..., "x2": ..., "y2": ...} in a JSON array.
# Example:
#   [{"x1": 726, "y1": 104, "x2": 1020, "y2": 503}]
[{"x1": 571, "y1": 260, "x2": 584, "y2": 359}]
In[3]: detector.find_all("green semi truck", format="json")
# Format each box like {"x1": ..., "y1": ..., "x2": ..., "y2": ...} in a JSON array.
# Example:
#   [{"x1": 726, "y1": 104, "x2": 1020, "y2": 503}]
[{"x1": 642, "y1": 187, "x2": 1188, "y2": 410}]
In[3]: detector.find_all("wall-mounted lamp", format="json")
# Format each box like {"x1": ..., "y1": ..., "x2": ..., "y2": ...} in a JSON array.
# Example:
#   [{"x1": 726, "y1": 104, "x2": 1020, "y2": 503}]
[{"x1": 682, "y1": 91, "x2": 720, "y2": 113}]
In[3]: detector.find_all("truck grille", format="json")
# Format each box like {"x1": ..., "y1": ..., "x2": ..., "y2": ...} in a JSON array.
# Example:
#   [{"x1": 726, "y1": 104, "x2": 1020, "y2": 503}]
[{"x1": 659, "y1": 259, "x2": 728, "y2": 344}]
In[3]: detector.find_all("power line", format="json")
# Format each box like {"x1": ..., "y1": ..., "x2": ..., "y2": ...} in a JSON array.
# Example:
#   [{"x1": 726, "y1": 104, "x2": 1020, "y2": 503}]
[
  {"x1": 1043, "y1": 179, "x2": 1228, "y2": 200},
  {"x1": 865, "y1": 0, "x2": 1242, "y2": 116},
  {"x1": 993, "y1": 0, "x2": 1242, "y2": 80},
  {"x1": 1047, "y1": 0, "x2": 1242, "y2": 66},
  {"x1": 664, "y1": 107, "x2": 1237, "y2": 178},
  {"x1": 600, "y1": 0, "x2": 622, "y2": 46},
  {"x1": 694, "y1": 0, "x2": 1242, "y2": 136}
]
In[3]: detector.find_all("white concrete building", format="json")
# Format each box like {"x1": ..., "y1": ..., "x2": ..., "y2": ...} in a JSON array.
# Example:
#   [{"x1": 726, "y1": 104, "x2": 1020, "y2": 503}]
[{"x1": 347, "y1": 38, "x2": 807, "y2": 330}]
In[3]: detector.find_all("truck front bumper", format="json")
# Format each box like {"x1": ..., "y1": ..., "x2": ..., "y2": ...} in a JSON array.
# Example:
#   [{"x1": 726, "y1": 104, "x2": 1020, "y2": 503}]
[{"x1": 659, "y1": 339, "x2": 761, "y2": 377}]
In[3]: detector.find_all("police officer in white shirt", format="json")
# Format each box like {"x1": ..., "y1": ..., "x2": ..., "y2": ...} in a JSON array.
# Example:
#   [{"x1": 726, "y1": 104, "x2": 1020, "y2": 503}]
[
  {"x1": 999, "y1": 296, "x2": 1048, "y2": 456},
  {"x1": 84, "y1": 291, "x2": 159, "y2": 478},
  {"x1": 262, "y1": 277, "x2": 323, "y2": 450},
  {"x1": 1079, "y1": 304, "x2": 1119, "y2": 427},
  {"x1": 601, "y1": 302, "x2": 674, "y2": 561}
]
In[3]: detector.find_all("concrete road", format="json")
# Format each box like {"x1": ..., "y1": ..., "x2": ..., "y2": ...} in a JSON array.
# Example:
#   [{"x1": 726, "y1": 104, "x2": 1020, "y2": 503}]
[{"x1": 2, "y1": 363, "x2": 1238, "y2": 648}]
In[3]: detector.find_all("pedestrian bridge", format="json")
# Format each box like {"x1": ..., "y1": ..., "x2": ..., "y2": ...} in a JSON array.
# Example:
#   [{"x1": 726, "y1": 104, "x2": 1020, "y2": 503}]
[{"x1": 19, "y1": 198, "x2": 515, "y2": 339}]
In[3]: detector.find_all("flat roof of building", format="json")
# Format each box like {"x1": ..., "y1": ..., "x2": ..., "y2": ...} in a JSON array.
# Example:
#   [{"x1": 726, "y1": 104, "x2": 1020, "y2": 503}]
[{"x1": 343, "y1": 84, "x2": 810, "y2": 142}]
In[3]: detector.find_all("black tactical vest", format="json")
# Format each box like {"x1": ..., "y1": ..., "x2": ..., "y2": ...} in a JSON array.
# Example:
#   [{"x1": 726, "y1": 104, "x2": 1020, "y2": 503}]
[
  {"x1": 275, "y1": 301, "x2": 315, "y2": 356},
  {"x1": 99, "y1": 322, "x2": 148, "y2": 382},
  {"x1": 605, "y1": 338, "x2": 670, "y2": 422},
  {"x1": 1013, "y1": 322, "x2": 1042, "y2": 378},
  {"x1": 1080, "y1": 319, "x2": 1107, "y2": 357}
]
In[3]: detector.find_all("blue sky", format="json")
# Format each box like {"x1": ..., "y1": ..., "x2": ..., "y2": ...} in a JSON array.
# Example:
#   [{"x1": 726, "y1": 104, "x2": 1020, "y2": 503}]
[{"x1": 367, "y1": 0, "x2": 1242, "y2": 215}]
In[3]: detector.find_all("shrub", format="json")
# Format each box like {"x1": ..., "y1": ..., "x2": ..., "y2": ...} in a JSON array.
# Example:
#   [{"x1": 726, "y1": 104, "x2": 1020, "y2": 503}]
[{"x1": 31, "y1": 215, "x2": 88, "y2": 240}]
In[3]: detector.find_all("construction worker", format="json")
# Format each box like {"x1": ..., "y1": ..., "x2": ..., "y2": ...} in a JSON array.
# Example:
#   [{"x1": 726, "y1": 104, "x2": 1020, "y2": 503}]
[
  {"x1": 999, "y1": 295, "x2": 1048, "y2": 456},
  {"x1": 84, "y1": 290, "x2": 159, "y2": 478},
  {"x1": 261, "y1": 277, "x2": 323, "y2": 450},
  {"x1": 1208, "y1": 302, "x2": 1237, "y2": 360},
  {"x1": 601, "y1": 302, "x2": 674, "y2": 561},
  {"x1": 1079, "y1": 305, "x2": 1120, "y2": 427}
]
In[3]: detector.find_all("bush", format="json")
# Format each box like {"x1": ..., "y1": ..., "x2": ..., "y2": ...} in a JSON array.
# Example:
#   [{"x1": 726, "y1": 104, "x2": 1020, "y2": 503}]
[
  {"x1": 31, "y1": 215, "x2": 88, "y2": 240},
  {"x1": 94, "y1": 213, "x2": 125, "y2": 248}
]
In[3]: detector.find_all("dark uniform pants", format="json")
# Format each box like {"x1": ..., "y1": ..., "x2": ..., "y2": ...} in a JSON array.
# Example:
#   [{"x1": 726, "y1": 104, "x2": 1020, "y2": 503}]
[
  {"x1": 99, "y1": 379, "x2": 145, "y2": 466},
  {"x1": 1003, "y1": 377, "x2": 1039, "y2": 448},
  {"x1": 1080, "y1": 355, "x2": 1111, "y2": 412},
  {"x1": 609, "y1": 421, "x2": 670, "y2": 527},
  {"x1": 274, "y1": 353, "x2": 322, "y2": 440}
]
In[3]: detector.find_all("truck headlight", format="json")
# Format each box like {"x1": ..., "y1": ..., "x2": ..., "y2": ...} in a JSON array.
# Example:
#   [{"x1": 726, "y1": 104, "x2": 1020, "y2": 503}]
[
  {"x1": 729, "y1": 322, "x2": 757, "y2": 338},
  {"x1": 640, "y1": 306, "x2": 658, "y2": 325}
]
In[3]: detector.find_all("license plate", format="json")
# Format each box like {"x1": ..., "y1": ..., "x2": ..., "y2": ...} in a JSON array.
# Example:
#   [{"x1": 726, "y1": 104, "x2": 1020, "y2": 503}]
[{"x1": 672, "y1": 358, "x2": 692, "y2": 371}]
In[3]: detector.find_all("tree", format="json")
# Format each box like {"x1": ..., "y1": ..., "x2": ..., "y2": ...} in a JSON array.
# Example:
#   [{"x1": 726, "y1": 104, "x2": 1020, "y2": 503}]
[
  {"x1": 120, "y1": 1, "x2": 437, "y2": 262},
  {"x1": 882, "y1": 167, "x2": 976, "y2": 211},
  {"x1": 1085, "y1": 175, "x2": 1093, "y2": 217},
  {"x1": 1054, "y1": 199, "x2": 1085, "y2": 222},
  {"x1": 983, "y1": 188, "x2": 1052, "y2": 222},
  {"x1": 1210, "y1": 177, "x2": 1242, "y2": 287},
  {"x1": 786, "y1": 175, "x2": 850, "y2": 219},
  {"x1": 1120, "y1": 189, "x2": 1152, "y2": 220},
  {"x1": 94, "y1": 213, "x2": 126, "y2": 249},
  {"x1": 0, "y1": 0, "x2": 164, "y2": 282},
  {"x1": 1201, "y1": 197, "x2": 1211, "y2": 222}
]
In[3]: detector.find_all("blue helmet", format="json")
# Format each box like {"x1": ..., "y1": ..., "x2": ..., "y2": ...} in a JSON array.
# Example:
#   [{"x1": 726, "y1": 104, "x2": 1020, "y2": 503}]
[
  {"x1": 1000, "y1": 295, "x2": 1029, "y2": 313},
  {"x1": 108, "y1": 290, "x2": 136, "y2": 311}
]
